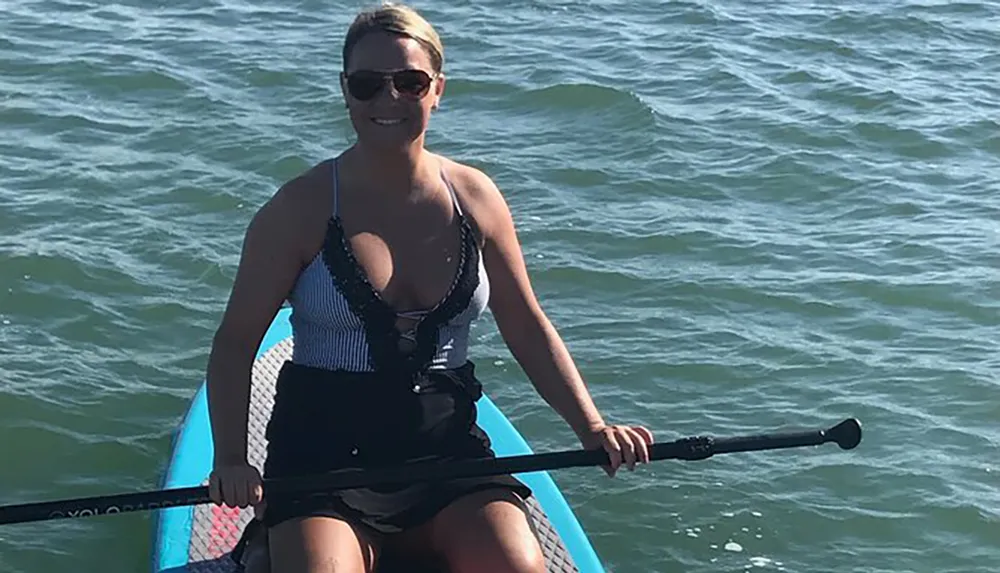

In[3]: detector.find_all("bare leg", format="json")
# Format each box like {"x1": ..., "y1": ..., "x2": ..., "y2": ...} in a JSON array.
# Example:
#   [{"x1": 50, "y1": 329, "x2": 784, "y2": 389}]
[
  {"x1": 267, "y1": 516, "x2": 378, "y2": 573},
  {"x1": 424, "y1": 488, "x2": 545, "y2": 573}
]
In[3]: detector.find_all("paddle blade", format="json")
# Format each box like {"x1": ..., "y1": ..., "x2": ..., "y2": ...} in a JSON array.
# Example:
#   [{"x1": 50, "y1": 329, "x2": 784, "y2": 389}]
[{"x1": 826, "y1": 418, "x2": 862, "y2": 450}]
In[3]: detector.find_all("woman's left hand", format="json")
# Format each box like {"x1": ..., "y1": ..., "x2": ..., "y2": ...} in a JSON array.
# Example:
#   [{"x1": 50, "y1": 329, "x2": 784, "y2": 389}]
[{"x1": 580, "y1": 424, "x2": 655, "y2": 477}]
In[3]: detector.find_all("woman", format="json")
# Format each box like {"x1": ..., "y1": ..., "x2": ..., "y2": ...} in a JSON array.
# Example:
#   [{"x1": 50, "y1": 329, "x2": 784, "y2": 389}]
[{"x1": 205, "y1": 3, "x2": 654, "y2": 572}]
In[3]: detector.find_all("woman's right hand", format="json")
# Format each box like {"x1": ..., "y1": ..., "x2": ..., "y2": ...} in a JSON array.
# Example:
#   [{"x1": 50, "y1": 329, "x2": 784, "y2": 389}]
[{"x1": 208, "y1": 462, "x2": 264, "y2": 509}]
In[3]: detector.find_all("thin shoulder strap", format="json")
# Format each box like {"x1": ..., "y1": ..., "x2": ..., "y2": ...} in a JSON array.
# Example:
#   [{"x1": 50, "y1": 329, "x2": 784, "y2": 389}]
[
  {"x1": 439, "y1": 166, "x2": 463, "y2": 216},
  {"x1": 439, "y1": 165, "x2": 486, "y2": 249},
  {"x1": 331, "y1": 158, "x2": 340, "y2": 216}
]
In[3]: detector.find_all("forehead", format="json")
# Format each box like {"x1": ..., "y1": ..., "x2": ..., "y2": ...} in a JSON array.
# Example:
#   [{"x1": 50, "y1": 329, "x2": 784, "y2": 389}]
[{"x1": 346, "y1": 31, "x2": 434, "y2": 72}]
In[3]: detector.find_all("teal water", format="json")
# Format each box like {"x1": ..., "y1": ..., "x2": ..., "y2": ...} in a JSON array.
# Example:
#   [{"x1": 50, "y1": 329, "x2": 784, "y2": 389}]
[{"x1": 1, "y1": 0, "x2": 998, "y2": 571}]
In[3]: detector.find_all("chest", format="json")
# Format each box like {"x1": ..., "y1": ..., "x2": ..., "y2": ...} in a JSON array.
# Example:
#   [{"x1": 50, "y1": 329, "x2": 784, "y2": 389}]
[{"x1": 341, "y1": 206, "x2": 468, "y2": 313}]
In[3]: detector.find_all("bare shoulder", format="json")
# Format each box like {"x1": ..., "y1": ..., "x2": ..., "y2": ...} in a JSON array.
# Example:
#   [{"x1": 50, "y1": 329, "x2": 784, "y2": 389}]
[
  {"x1": 258, "y1": 160, "x2": 332, "y2": 219},
  {"x1": 437, "y1": 156, "x2": 514, "y2": 243},
  {"x1": 248, "y1": 160, "x2": 332, "y2": 258},
  {"x1": 212, "y1": 160, "x2": 332, "y2": 344}
]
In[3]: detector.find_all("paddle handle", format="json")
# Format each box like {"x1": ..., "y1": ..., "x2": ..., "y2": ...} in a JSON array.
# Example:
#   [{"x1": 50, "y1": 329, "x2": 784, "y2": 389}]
[
  {"x1": 0, "y1": 485, "x2": 209, "y2": 525},
  {"x1": 0, "y1": 418, "x2": 861, "y2": 526}
]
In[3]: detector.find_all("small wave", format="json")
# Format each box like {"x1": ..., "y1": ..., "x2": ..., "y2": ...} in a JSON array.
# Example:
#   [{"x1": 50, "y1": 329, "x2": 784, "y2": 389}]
[
  {"x1": 812, "y1": 79, "x2": 925, "y2": 117},
  {"x1": 905, "y1": 1, "x2": 998, "y2": 19},
  {"x1": 758, "y1": 31, "x2": 864, "y2": 63},
  {"x1": 436, "y1": 77, "x2": 514, "y2": 99},
  {"x1": 92, "y1": 66, "x2": 193, "y2": 96},
  {"x1": 821, "y1": 7, "x2": 954, "y2": 41},
  {"x1": 849, "y1": 121, "x2": 956, "y2": 159},
  {"x1": 515, "y1": 82, "x2": 655, "y2": 118},
  {"x1": 938, "y1": 117, "x2": 1000, "y2": 152}
]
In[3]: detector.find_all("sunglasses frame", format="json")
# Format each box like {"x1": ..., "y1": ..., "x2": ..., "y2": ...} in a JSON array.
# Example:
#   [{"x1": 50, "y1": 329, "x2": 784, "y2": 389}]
[{"x1": 342, "y1": 68, "x2": 440, "y2": 102}]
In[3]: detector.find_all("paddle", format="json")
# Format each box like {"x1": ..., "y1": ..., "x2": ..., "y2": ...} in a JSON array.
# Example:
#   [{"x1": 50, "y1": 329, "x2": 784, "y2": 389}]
[{"x1": 0, "y1": 417, "x2": 861, "y2": 526}]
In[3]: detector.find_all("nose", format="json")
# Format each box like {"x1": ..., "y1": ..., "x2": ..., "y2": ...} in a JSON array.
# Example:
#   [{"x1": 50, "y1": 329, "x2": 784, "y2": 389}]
[{"x1": 376, "y1": 78, "x2": 402, "y2": 102}]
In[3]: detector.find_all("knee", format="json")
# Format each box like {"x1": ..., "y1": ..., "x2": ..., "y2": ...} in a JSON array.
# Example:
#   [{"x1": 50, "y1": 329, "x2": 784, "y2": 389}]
[
  {"x1": 452, "y1": 536, "x2": 546, "y2": 573},
  {"x1": 267, "y1": 516, "x2": 377, "y2": 573},
  {"x1": 430, "y1": 488, "x2": 547, "y2": 573},
  {"x1": 504, "y1": 540, "x2": 546, "y2": 573}
]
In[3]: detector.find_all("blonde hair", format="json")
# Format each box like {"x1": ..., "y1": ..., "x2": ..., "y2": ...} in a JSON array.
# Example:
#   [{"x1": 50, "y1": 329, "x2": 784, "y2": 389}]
[{"x1": 342, "y1": 3, "x2": 444, "y2": 73}]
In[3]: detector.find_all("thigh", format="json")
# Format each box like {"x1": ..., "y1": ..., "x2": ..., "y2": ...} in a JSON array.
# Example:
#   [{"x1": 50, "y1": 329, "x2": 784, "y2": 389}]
[
  {"x1": 424, "y1": 488, "x2": 546, "y2": 573},
  {"x1": 268, "y1": 515, "x2": 378, "y2": 573}
]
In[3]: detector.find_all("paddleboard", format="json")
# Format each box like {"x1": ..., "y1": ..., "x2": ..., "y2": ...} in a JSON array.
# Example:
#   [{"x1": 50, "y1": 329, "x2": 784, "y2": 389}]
[{"x1": 151, "y1": 306, "x2": 605, "y2": 572}]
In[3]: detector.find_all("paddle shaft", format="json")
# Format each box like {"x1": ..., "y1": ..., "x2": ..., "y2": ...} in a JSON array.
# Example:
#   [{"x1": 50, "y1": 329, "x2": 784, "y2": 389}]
[{"x1": 0, "y1": 418, "x2": 860, "y2": 526}]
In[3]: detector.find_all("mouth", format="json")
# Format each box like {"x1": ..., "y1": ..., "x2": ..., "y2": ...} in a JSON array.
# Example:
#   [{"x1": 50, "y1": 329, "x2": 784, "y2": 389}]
[{"x1": 371, "y1": 117, "x2": 405, "y2": 126}]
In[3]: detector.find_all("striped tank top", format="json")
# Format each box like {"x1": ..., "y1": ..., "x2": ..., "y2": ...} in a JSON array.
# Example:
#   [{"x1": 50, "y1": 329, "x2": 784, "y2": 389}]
[{"x1": 286, "y1": 159, "x2": 490, "y2": 374}]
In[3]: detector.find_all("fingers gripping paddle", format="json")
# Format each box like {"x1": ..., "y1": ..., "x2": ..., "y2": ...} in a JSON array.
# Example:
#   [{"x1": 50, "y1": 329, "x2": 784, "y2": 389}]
[{"x1": 0, "y1": 418, "x2": 861, "y2": 526}]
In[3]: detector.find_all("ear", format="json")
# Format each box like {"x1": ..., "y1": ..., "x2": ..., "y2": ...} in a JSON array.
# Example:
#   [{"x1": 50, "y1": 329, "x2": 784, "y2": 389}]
[
  {"x1": 432, "y1": 73, "x2": 446, "y2": 109},
  {"x1": 339, "y1": 71, "x2": 350, "y2": 105}
]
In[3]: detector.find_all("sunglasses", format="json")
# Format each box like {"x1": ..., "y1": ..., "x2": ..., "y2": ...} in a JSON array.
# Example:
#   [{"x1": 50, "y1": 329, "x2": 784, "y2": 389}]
[{"x1": 344, "y1": 69, "x2": 437, "y2": 102}]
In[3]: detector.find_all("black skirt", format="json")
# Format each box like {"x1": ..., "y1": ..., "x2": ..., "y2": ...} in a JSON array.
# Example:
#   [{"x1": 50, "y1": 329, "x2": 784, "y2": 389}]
[{"x1": 257, "y1": 359, "x2": 533, "y2": 536}]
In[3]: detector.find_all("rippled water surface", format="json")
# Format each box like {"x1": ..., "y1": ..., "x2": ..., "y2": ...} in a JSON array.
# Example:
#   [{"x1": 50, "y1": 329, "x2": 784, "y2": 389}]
[{"x1": 1, "y1": 1, "x2": 998, "y2": 572}]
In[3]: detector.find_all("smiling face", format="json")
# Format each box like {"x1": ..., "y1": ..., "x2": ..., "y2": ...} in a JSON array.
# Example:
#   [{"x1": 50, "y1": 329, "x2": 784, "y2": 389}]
[{"x1": 340, "y1": 30, "x2": 445, "y2": 152}]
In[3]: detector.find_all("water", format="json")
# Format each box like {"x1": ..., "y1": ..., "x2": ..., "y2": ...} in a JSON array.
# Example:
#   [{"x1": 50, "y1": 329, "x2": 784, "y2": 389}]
[{"x1": 1, "y1": 0, "x2": 998, "y2": 571}]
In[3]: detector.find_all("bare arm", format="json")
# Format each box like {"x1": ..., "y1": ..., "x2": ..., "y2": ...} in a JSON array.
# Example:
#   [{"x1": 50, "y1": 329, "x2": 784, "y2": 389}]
[
  {"x1": 206, "y1": 179, "x2": 313, "y2": 466},
  {"x1": 452, "y1": 163, "x2": 653, "y2": 473},
  {"x1": 463, "y1": 171, "x2": 606, "y2": 441}
]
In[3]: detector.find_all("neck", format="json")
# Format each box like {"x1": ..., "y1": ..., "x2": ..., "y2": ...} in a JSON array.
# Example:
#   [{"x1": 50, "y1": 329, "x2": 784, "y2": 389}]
[{"x1": 352, "y1": 139, "x2": 429, "y2": 190}]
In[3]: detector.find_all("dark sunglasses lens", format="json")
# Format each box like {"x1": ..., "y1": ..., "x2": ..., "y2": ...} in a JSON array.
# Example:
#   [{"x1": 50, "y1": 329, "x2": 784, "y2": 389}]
[
  {"x1": 347, "y1": 72, "x2": 384, "y2": 100},
  {"x1": 392, "y1": 70, "x2": 432, "y2": 96}
]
